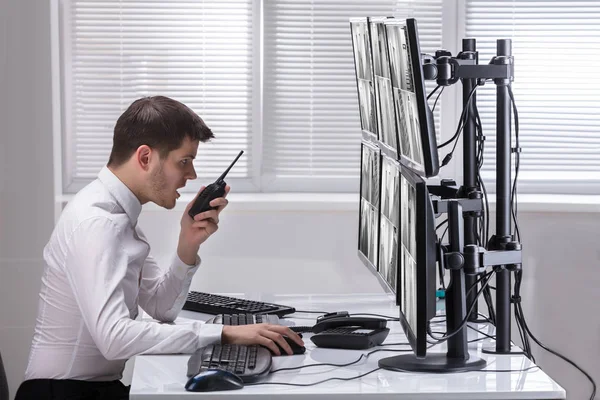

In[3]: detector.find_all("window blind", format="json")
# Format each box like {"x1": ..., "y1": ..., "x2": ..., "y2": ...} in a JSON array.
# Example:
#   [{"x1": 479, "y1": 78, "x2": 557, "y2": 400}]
[
  {"x1": 262, "y1": 0, "x2": 443, "y2": 192},
  {"x1": 61, "y1": 0, "x2": 253, "y2": 193},
  {"x1": 466, "y1": 0, "x2": 600, "y2": 194}
]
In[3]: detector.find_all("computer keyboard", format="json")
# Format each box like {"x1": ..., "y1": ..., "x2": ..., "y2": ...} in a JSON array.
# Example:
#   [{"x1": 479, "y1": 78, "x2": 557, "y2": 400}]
[
  {"x1": 183, "y1": 291, "x2": 296, "y2": 317},
  {"x1": 206, "y1": 313, "x2": 281, "y2": 325},
  {"x1": 187, "y1": 344, "x2": 272, "y2": 383}
]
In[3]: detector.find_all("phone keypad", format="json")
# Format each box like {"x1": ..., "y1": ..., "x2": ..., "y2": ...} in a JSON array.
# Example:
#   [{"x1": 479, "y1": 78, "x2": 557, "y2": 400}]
[{"x1": 324, "y1": 327, "x2": 372, "y2": 336}]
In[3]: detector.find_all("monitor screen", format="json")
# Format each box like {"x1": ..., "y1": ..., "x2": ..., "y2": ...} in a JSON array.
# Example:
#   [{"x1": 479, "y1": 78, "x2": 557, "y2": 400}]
[
  {"x1": 350, "y1": 18, "x2": 378, "y2": 139},
  {"x1": 378, "y1": 154, "x2": 400, "y2": 293},
  {"x1": 368, "y1": 17, "x2": 399, "y2": 157},
  {"x1": 358, "y1": 142, "x2": 381, "y2": 270},
  {"x1": 385, "y1": 19, "x2": 439, "y2": 178},
  {"x1": 397, "y1": 165, "x2": 437, "y2": 357}
]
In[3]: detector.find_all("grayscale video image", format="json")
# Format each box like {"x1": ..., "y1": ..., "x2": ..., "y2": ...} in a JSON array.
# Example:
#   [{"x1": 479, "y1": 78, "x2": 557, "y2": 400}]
[
  {"x1": 386, "y1": 23, "x2": 413, "y2": 93},
  {"x1": 379, "y1": 157, "x2": 400, "y2": 292},
  {"x1": 369, "y1": 21, "x2": 382, "y2": 77},
  {"x1": 357, "y1": 78, "x2": 376, "y2": 134},
  {"x1": 351, "y1": 21, "x2": 373, "y2": 81},
  {"x1": 376, "y1": 76, "x2": 397, "y2": 151},
  {"x1": 380, "y1": 156, "x2": 400, "y2": 223},
  {"x1": 379, "y1": 217, "x2": 398, "y2": 292},
  {"x1": 360, "y1": 198, "x2": 379, "y2": 267},
  {"x1": 406, "y1": 92, "x2": 425, "y2": 166},
  {"x1": 360, "y1": 144, "x2": 380, "y2": 207},
  {"x1": 400, "y1": 173, "x2": 418, "y2": 333},
  {"x1": 395, "y1": 88, "x2": 412, "y2": 161}
]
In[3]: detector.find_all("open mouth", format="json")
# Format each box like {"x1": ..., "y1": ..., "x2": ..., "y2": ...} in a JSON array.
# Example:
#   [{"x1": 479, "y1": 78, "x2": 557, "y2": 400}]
[{"x1": 176, "y1": 190, "x2": 181, "y2": 199}]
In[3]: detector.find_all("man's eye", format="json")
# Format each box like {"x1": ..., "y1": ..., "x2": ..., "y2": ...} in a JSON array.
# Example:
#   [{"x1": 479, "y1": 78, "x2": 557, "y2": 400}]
[{"x1": 181, "y1": 159, "x2": 189, "y2": 165}]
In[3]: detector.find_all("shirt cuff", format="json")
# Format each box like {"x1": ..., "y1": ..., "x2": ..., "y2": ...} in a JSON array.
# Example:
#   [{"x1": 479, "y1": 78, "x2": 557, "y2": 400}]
[
  {"x1": 171, "y1": 253, "x2": 201, "y2": 281},
  {"x1": 194, "y1": 322, "x2": 224, "y2": 348}
]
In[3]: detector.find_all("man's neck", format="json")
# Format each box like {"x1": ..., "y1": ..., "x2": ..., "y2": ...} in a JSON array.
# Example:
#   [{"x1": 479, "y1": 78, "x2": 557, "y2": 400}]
[{"x1": 107, "y1": 165, "x2": 147, "y2": 204}]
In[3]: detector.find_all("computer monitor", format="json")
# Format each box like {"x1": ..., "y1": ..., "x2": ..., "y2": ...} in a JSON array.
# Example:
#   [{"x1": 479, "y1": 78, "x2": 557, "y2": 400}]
[
  {"x1": 396, "y1": 165, "x2": 437, "y2": 357},
  {"x1": 350, "y1": 18, "x2": 378, "y2": 140},
  {"x1": 384, "y1": 18, "x2": 439, "y2": 178},
  {"x1": 377, "y1": 154, "x2": 400, "y2": 293},
  {"x1": 368, "y1": 17, "x2": 399, "y2": 158},
  {"x1": 358, "y1": 141, "x2": 381, "y2": 271}
]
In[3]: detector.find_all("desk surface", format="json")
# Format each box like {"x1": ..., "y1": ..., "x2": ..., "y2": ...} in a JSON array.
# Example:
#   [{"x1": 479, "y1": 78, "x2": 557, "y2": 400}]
[{"x1": 130, "y1": 293, "x2": 565, "y2": 400}]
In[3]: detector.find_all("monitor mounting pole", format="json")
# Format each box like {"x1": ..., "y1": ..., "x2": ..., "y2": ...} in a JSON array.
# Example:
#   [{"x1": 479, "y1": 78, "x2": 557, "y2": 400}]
[{"x1": 423, "y1": 38, "x2": 517, "y2": 354}]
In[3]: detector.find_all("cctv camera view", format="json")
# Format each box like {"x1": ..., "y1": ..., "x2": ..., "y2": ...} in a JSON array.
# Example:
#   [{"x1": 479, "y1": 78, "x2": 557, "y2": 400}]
[
  {"x1": 369, "y1": 19, "x2": 398, "y2": 153},
  {"x1": 359, "y1": 142, "x2": 381, "y2": 268},
  {"x1": 351, "y1": 20, "x2": 377, "y2": 136},
  {"x1": 378, "y1": 156, "x2": 400, "y2": 292},
  {"x1": 385, "y1": 22, "x2": 425, "y2": 170},
  {"x1": 400, "y1": 172, "x2": 418, "y2": 334}
]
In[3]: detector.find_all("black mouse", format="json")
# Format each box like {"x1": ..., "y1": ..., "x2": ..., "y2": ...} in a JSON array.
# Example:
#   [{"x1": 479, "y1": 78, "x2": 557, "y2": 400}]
[
  {"x1": 185, "y1": 369, "x2": 244, "y2": 392},
  {"x1": 273, "y1": 335, "x2": 306, "y2": 356}
]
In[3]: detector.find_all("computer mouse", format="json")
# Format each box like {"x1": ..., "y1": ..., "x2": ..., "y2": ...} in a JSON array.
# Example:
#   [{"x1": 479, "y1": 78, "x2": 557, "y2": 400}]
[
  {"x1": 185, "y1": 369, "x2": 244, "y2": 392},
  {"x1": 273, "y1": 335, "x2": 306, "y2": 356}
]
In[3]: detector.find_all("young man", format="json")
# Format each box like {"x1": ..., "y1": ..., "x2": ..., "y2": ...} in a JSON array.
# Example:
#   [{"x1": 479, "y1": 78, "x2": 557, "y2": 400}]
[{"x1": 16, "y1": 96, "x2": 302, "y2": 399}]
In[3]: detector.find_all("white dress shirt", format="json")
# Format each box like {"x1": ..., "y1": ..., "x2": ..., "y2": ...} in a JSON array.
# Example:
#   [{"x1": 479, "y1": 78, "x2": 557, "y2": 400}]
[{"x1": 25, "y1": 167, "x2": 223, "y2": 381}]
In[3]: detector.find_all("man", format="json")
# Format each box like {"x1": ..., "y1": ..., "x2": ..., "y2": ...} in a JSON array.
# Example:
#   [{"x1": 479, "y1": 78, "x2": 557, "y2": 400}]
[{"x1": 16, "y1": 96, "x2": 303, "y2": 399}]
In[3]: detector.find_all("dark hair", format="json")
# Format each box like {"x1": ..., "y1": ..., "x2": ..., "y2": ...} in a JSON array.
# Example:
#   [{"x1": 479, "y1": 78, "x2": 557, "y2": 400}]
[{"x1": 108, "y1": 96, "x2": 214, "y2": 167}]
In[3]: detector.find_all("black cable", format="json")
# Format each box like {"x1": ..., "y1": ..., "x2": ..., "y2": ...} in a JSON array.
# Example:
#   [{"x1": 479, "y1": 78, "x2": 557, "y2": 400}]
[
  {"x1": 427, "y1": 84, "x2": 440, "y2": 100},
  {"x1": 440, "y1": 226, "x2": 448, "y2": 243},
  {"x1": 427, "y1": 272, "x2": 495, "y2": 343},
  {"x1": 438, "y1": 84, "x2": 480, "y2": 149},
  {"x1": 507, "y1": 85, "x2": 521, "y2": 242},
  {"x1": 248, "y1": 367, "x2": 383, "y2": 387},
  {"x1": 518, "y1": 306, "x2": 597, "y2": 400},
  {"x1": 484, "y1": 366, "x2": 539, "y2": 373},
  {"x1": 436, "y1": 218, "x2": 448, "y2": 230},
  {"x1": 270, "y1": 346, "x2": 412, "y2": 374},
  {"x1": 432, "y1": 86, "x2": 444, "y2": 113}
]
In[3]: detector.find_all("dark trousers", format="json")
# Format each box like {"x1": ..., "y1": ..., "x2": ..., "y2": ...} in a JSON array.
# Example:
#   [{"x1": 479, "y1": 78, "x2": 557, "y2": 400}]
[{"x1": 15, "y1": 379, "x2": 130, "y2": 400}]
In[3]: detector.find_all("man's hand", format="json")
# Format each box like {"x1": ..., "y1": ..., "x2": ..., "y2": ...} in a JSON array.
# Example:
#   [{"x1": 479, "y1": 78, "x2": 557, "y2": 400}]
[
  {"x1": 177, "y1": 185, "x2": 230, "y2": 265},
  {"x1": 221, "y1": 324, "x2": 304, "y2": 356}
]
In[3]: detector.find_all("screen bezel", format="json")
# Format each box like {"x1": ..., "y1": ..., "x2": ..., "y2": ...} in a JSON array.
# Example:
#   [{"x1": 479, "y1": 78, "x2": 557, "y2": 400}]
[{"x1": 405, "y1": 18, "x2": 440, "y2": 178}]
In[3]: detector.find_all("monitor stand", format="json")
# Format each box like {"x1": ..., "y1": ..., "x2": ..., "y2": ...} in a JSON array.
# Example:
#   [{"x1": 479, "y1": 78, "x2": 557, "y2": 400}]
[
  {"x1": 379, "y1": 353, "x2": 486, "y2": 373},
  {"x1": 380, "y1": 200, "x2": 487, "y2": 373}
]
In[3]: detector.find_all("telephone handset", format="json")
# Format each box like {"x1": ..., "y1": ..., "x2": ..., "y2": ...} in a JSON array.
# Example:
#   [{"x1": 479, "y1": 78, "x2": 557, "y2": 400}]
[{"x1": 309, "y1": 313, "x2": 390, "y2": 350}]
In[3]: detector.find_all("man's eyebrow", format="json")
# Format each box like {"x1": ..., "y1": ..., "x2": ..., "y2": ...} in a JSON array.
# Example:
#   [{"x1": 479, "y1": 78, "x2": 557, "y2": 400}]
[{"x1": 183, "y1": 154, "x2": 196, "y2": 159}]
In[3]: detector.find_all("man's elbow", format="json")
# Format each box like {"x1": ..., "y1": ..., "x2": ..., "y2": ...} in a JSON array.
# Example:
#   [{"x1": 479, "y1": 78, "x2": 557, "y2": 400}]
[{"x1": 153, "y1": 309, "x2": 179, "y2": 324}]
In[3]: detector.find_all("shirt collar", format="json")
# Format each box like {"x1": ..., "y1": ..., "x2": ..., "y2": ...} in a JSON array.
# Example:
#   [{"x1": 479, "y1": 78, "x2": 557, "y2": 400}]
[{"x1": 98, "y1": 166, "x2": 143, "y2": 226}]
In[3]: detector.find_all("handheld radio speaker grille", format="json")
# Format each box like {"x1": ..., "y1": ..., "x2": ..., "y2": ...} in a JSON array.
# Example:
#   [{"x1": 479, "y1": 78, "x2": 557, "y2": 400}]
[{"x1": 188, "y1": 150, "x2": 244, "y2": 219}]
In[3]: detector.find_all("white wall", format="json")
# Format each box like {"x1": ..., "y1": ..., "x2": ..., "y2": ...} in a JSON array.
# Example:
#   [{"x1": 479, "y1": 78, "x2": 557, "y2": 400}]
[
  {"x1": 1, "y1": 1, "x2": 599, "y2": 399},
  {"x1": 0, "y1": 0, "x2": 56, "y2": 398}
]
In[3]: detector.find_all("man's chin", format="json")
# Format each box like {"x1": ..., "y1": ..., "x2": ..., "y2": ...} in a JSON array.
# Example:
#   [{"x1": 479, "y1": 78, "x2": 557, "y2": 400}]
[{"x1": 154, "y1": 198, "x2": 177, "y2": 210}]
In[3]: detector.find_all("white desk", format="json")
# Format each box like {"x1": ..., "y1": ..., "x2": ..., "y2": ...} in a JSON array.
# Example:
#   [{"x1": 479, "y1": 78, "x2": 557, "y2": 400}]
[{"x1": 130, "y1": 293, "x2": 566, "y2": 399}]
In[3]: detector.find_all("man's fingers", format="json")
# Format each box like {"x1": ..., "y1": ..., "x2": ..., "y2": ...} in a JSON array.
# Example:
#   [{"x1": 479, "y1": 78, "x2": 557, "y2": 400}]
[
  {"x1": 256, "y1": 335, "x2": 280, "y2": 356},
  {"x1": 261, "y1": 330, "x2": 291, "y2": 355},
  {"x1": 210, "y1": 197, "x2": 228, "y2": 209},
  {"x1": 194, "y1": 209, "x2": 219, "y2": 224},
  {"x1": 192, "y1": 221, "x2": 219, "y2": 234},
  {"x1": 266, "y1": 325, "x2": 304, "y2": 346},
  {"x1": 185, "y1": 186, "x2": 206, "y2": 212}
]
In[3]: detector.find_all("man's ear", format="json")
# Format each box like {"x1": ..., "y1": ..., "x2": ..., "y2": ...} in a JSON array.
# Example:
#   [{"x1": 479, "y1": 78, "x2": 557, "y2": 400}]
[{"x1": 136, "y1": 145, "x2": 153, "y2": 171}]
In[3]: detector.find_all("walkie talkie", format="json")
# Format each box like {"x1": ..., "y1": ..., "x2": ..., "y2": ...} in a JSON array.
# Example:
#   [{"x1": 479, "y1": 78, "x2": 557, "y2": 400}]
[{"x1": 188, "y1": 150, "x2": 244, "y2": 219}]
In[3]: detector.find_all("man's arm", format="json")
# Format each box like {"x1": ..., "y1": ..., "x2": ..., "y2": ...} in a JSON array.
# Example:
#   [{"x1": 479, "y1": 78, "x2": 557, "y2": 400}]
[
  {"x1": 137, "y1": 187, "x2": 229, "y2": 321},
  {"x1": 63, "y1": 217, "x2": 222, "y2": 360},
  {"x1": 137, "y1": 252, "x2": 199, "y2": 322}
]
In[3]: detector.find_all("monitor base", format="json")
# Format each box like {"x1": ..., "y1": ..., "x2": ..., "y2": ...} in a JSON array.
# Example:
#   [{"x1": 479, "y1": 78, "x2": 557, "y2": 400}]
[{"x1": 379, "y1": 353, "x2": 486, "y2": 373}]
